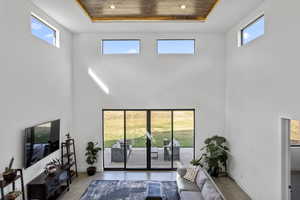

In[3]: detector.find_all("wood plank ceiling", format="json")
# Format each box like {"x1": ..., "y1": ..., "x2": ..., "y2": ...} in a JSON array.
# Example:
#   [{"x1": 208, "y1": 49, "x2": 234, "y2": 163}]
[{"x1": 76, "y1": 0, "x2": 219, "y2": 21}]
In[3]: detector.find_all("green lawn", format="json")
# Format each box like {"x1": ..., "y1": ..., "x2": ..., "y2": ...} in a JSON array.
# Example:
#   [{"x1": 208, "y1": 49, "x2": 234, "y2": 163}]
[{"x1": 104, "y1": 111, "x2": 194, "y2": 148}]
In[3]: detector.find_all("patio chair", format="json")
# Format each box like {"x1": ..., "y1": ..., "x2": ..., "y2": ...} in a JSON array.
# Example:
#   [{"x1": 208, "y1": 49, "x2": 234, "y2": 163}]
[
  {"x1": 111, "y1": 142, "x2": 132, "y2": 162},
  {"x1": 164, "y1": 139, "x2": 180, "y2": 161}
]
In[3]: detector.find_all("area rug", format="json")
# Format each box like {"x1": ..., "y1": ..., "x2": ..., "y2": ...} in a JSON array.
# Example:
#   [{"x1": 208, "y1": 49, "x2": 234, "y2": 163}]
[{"x1": 80, "y1": 180, "x2": 180, "y2": 200}]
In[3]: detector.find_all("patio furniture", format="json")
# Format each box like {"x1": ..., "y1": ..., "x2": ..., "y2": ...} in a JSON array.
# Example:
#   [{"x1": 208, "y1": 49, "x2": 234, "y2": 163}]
[
  {"x1": 164, "y1": 139, "x2": 180, "y2": 161},
  {"x1": 111, "y1": 141, "x2": 132, "y2": 162},
  {"x1": 151, "y1": 147, "x2": 159, "y2": 159},
  {"x1": 163, "y1": 138, "x2": 170, "y2": 146},
  {"x1": 145, "y1": 182, "x2": 163, "y2": 200},
  {"x1": 119, "y1": 139, "x2": 134, "y2": 149}
]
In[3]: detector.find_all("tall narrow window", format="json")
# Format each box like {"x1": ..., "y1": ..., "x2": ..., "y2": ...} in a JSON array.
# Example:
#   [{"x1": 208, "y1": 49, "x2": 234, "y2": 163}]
[
  {"x1": 31, "y1": 14, "x2": 58, "y2": 47},
  {"x1": 102, "y1": 40, "x2": 140, "y2": 55},
  {"x1": 241, "y1": 15, "x2": 265, "y2": 45},
  {"x1": 157, "y1": 39, "x2": 195, "y2": 55}
]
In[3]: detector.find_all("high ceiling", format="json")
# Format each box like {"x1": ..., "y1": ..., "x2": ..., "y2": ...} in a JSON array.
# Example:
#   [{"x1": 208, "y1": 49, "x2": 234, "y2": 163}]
[
  {"x1": 32, "y1": 0, "x2": 264, "y2": 33},
  {"x1": 76, "y1": 0, "x2": 218, "y2": 21}
]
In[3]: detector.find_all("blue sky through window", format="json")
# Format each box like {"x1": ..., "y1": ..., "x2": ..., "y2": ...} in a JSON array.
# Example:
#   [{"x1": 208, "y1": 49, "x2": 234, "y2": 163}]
[
  {"x1": 242, "y1": 15, "x2": 264, "y2": 45},
  {"x1": 31, "y1": 15, "x2": 56, "y2": 46},
  {"x1": 102, "y1": 40, "x2": 140, "y2": 54},
  {"x1": 157, "y1": 40, "x2": 195, "y2": 54}
]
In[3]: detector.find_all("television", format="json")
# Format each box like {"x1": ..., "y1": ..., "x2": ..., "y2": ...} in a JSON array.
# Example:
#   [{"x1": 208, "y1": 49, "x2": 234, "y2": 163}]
[{"x1": 24, "y1": 119, "x2": 60, "y2": 168}]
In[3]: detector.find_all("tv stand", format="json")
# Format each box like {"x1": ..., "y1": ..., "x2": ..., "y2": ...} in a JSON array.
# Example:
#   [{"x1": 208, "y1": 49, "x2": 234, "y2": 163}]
[{"x1": 27, "y1": 168, "x2": 69, "y2": 200}]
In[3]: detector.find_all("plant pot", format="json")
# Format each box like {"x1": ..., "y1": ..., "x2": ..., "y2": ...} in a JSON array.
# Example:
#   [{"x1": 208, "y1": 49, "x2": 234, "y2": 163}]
[
  {"x1": 3, "y1": 170, "x2": 17, "y2": 182},
  {"x1": 208, "y1": 167, "x2": 219, "y2": 178},
  {"x1": 6, "y1": 191, "x2": 22, "y2": 200},
  {"x1": 87, "y1": 167, "x2": 96, "y2": 176}
]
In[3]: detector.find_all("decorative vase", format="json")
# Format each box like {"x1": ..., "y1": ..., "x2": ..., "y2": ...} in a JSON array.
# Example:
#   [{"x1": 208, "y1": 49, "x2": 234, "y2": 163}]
[
  {"x1": 87, "y1": 166, "x2": 96, "y2": 176},
  {"x1": 3, "y1": 170, "x2": 17, "y2": 182},
  {"x1": 6, "y1": 191, "x2": 22, "y2": 200},
  {"x1": 208, "y1": 167, "x2": 219, "y2": 178},
  {"x1": 45, "y1": 164, "x2": 58, "y2": 177}
]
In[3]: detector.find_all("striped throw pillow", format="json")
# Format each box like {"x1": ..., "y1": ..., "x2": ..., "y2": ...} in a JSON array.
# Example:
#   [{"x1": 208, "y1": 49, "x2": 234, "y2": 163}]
[{"x1": 183, "y1": 167, "x2": 199, "y2": 182}]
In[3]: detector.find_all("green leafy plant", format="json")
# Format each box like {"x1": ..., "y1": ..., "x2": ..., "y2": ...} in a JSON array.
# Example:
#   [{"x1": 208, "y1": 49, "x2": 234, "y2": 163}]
[
  {"x1": 3, "y1": 157, "x2": 17, "y2": 182},
  {"x1": 85, "y1": 142, "x2": 102, "y2": 166},
  {"x1": 4, "y1": 157, "x2": 15, "y2": 174},
  {"x1": 190, "y1": 159, "x2": 200, "y2": 166},
  {"x1": 191, "y1": 135, "x2": 229, "y2": 177}
]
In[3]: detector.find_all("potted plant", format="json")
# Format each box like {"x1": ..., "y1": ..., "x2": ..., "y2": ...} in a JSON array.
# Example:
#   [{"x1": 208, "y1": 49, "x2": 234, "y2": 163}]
[
  {"x1": 192, "y1": 135, "x2": 229, "y2": 177},
  {"x1": 7, "y1": 191, "x2": 22, "y2": 200},
  {"x1": 3, "y1": 158, "x2": 17, "y2": 182},
  {"x1": 85, "y1": 142, "x2": 102, "y2": 176}
]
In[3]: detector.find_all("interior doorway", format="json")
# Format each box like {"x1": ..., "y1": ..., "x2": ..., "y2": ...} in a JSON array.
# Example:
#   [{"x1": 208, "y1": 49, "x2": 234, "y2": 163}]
[
  {"x1": 102, "y1": 109, "x2": 195, "y2": 170},
  {"x1": 282, "y1": 118, "x2": 300, "y2": 200}
]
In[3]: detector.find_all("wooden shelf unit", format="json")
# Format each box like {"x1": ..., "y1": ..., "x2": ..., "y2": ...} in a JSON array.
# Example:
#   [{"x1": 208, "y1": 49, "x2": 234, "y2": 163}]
[
  {"x1": 61, "y1": 138, "x2": 78, "y2": 184},
  {"x1": 0, "y1": 169, "x2": 25, "y2": 200}
]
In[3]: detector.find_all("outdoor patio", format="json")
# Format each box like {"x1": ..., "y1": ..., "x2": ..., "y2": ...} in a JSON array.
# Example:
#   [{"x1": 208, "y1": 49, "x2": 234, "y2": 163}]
[{"x1": 104, "y1": 147, "x2": 194, "y2": 168}]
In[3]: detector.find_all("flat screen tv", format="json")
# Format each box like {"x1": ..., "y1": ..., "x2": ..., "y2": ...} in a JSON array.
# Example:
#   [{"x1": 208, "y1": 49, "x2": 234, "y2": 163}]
[{"x1": 24, "y1": 119, "x2": 60, "y2": 168}]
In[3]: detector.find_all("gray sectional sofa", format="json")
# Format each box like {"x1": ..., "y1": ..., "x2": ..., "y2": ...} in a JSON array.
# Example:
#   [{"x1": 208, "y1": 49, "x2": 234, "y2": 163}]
[{"x1": 177, "y1": 167, "x2": 225, "y2": 200}]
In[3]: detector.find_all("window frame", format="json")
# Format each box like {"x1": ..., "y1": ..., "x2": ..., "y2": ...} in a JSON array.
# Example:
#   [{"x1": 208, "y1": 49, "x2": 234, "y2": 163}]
[
  {"x1": 30, "y1": 13, "x2": 59, "y2": 47},
  {"x1": 156, "y1": 39, "x2": 196, "y2": 55},
  {"x1": 290, "y1": 144, "x2": 300, "y2": 147},
  {"x1": 101, "y1": 39, "x2": 141, "y2": 55},
  {"x1": 102, "y1": 108, "x2": 196, "y2": 170},
  {"x1": 240, "y1": 14, "x2": 265, "y2": 46},
  {"x1": 290, "y1": 120, "x2": 300, "y2": 147}
]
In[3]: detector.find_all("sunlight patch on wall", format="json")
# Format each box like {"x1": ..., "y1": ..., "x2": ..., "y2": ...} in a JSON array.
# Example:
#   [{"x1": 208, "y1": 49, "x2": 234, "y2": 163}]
[{"x1": 88, "y1": 68, "x2": 110, "y2": 95}]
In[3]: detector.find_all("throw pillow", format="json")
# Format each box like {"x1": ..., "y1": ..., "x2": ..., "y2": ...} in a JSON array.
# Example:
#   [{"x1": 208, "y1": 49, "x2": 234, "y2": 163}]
[
  {"x1": 173, "y1": 139, "x2": 180, "y2": 147},
  {"x1": 168, "y1": 139, "x2": 180, "y2": 147},
  {"x1": 112, "y1": 142, "x2": 121, "y2": 148},
  {"x1": 195, "y1": 168, "x2": 208, "y2": 190},
  {"x1": 177, "y1": 167, "x2": 187, "y2": 177},
  {"x1": 201, "y1": 180, "x2": 222, "y2": 200},
  {"x1": 183, "y1": 167, "x2": 199, "y2": 182}
]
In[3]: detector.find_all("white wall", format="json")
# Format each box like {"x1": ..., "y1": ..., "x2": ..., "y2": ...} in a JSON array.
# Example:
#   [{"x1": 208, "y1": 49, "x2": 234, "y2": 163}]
[
  {"x1": 72, "y1": 33, "x2": 226, "y2": 171},
  {"x1": 5, "y1": 0, "x2": 300, "y2": 199},
  {"x1": 225, "y1": 0, "x2": 300, "y2": 199},
  {"x1": 0, "y1": 0, "x2": 72, "y2": 185}
]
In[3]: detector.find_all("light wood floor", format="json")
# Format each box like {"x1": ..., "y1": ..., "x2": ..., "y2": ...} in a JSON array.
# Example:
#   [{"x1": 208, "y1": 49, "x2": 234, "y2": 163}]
[
  {"x1": 291, "y1": 171, "x2": 300, "y2": 200},
  {"x1": 58, "y1": 171, "x2": 177, "y2": 200}
]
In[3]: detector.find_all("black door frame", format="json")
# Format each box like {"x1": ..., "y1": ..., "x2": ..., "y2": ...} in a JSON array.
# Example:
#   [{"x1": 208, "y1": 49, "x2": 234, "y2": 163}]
[{"x1": 102, "y1": 109, "x2": 196, "y2": 171}]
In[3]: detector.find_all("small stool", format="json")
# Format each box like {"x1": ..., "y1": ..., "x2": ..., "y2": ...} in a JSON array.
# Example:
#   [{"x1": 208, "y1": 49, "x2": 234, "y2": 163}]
[{"x1": 145, "y1": 182, "x2": 164, "y2": 200}]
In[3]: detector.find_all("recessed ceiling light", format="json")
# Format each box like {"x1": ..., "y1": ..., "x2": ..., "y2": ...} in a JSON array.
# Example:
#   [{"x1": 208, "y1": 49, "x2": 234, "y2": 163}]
[
  {"x1": 110, "y1": 4, "x2": 116, "y2": 9},
  {"x1": 180, "y1": 4, "x2": 186, "y2": 9}
]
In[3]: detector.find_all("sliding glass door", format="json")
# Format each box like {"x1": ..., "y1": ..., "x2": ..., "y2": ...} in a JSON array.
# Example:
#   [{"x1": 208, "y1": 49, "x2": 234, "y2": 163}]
[
  {"x1": 103, "y1": 109, "x2": 195, "y2": 170},
  {"x1": 103, "y1": 111, "x2": 125, "y2": 169},
  {"x1": 173, "y1": 111, "x2": 194, "y2": 168},
  {"x1": 125, "y1": 111, "x2": 147, "y2": 169},
  {"x1": 151, "y1": 111, "x2": 172, "y2": 169}
]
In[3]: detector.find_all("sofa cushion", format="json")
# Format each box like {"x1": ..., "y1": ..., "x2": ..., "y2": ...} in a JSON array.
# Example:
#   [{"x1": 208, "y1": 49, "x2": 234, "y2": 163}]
[
  {"x1": 196, "y1": 168, "x2": 208, "y2": 191},
  {"x1": 201, "y1": 180, "x2": 223, "y2": 200},
  {"x1": 183, "y1": 167, "x2": 199, "y2": 182},
  {"x1": 177, "y1": 174, "x2": 200, "y2": 192},
  {"x1": 168, "y1": 139, "x2": 180, "y2": 147},
  {"x1": 112, "y1": 142, "x2": 121, "y2": 148},
  {"x1": 180, "y1": 191, "x2": 204, "y2": 200}
]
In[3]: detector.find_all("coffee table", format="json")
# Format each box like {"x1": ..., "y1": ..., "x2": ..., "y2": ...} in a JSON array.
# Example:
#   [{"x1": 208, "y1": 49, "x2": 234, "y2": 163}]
[{"x1": 145, "y1": 182, "x2": 163, "y2": 200}]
